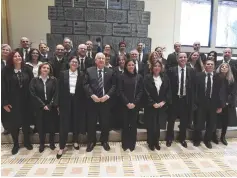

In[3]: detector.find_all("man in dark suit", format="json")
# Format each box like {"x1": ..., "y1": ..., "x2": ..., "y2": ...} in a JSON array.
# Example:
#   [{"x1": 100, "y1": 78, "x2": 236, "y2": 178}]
[
  {"x1": 130, "y1": 49, "x2": 145, "y2": 77},
  {"x1": 166, "y1": 42, "x2": 181, "y2": 70},
  {"x1": 192, "y1": 41, "x2": 206, "y2": 63},
  {"x1": 63, "y1": 37, "x2": 76, "y2": 60},
  {"x1": 39, "y1": 43, "x2": 51, "y2": 62},
  {"x1": 216, "y1": 48, "x2": 237, "y2": 80},
  {"x1": 86, "y1": 40, "x2": 96, "y2": 59},
  {"x1": 137, "y1": 42, "x2": 149, "y2": 63},
  {"x1": 193, "y1": 60, "x2": 223, "y2": 149},
  {"x1": 166, "y1": 52, "x2": 196, "y2": 148},
  {"x1": 15, "y1": 37, "x2": 31, "y2": 62},
  {"x1": 49, "y1": 44, "x2": 69, "y2": 79},
  {"x1": 84, "y1": 52, "x2": 116, "y2": 152},
  {"x1": 116, "y1": 42, "x2": 130, "y2": 60},
  {"x1": 77, "y1": 44, "x2": 94, "y2": 73}
]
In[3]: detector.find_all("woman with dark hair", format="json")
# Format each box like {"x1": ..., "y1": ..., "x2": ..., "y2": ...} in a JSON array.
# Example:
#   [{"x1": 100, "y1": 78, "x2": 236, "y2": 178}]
[
  {"x1": 207, "y1": 51, "x2": 217, "y2": 65},
  {"x1": 212, "y1": 63, "x2": 237, "y2": 145},
  {"x1": 187, "y1": 51, "x2": 204, "y2": 72},
  {"x1": 1, "y1": 51, "x2": 34, "y2": 155},
  {"x1": 29, "y1": 63, "x2": 58, "y2": 153},
  {"x1": 111, "y1": 55, "x2": 126, "y2": 129},
  {"x1": 104, "y1": 53, "x2": 113, "y2": 69},
  {"x1": 144, "y1": 60, "x2": 171, "y2": 150},
  {"x1": 155, "y1": 47, "x2": 167, "y2": 67},
  {"x1": 26, "y1": 48, "x2": 43, "y2": 77},
  {"x1": 119, "y1": 59, "x2": 143, "y2": 151},
  {"x1": 57, "y1": 56, "x2": 86, "y2": 159}
]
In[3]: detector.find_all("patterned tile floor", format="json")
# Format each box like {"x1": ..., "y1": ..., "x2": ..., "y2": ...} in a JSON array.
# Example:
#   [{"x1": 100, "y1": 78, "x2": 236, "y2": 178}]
[{"x1": 1, "y1": 139, "x2": 237, "y2": 177}]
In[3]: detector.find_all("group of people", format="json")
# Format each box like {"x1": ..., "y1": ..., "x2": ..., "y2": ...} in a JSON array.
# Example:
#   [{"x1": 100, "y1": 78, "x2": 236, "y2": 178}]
[{"x1": 1, "y1": 37, "x2": 237, "y2": 159}]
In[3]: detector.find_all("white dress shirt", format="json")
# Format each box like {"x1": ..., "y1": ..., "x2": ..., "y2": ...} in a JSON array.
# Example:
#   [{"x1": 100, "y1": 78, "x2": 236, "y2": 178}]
[
  {"x1": 26, "y1": 61, "x2": 42, "y2": 77},
  {"x1": 56, "y1": 56, "x2": 63, "y2": 61},
  {"x1": 178, "y1": 65, "x2": 186, "y2": 96},
  {"x1": 153, "y1": 75, "x2": 162, "y2": 95},
  {"x1": 205, "y1": 71, "x2": 213, "y2": 98},
  {"x1": 14, "y1": 69, "x2": 21, "y2": 73},
  {"x1": 135, "y1": 60, "x2": 139, "y2": 73},
  {"x1": 2, "y1": 60, "x2": 6, "y2": 66},
  {"x1": 87, "y1": 51, "x2": 92, "y2": 58},
  {"x1": 23, "y1": 48, "x2": 30, "y2": 60},
  {"x1": 69, "y1": 70, "x2": 78, "y2": 94},
  {"x1": 118, "y1": 66, "x2": 124, "y2": 73},
  {"x1": 39, "y1": 75, "x2": 49, "y2": 100}
]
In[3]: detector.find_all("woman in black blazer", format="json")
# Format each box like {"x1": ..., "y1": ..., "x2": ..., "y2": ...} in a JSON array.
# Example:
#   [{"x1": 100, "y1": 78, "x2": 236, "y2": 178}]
[
  {"x1": 213, "y1": 63, "x2": 237, "y2": 145},
  {"x1": 144, "y1": 60, "x2": 171, "y2": 150},
  {"x1": 29, "y1": 63, "x2": 58, "y2": 152},
  {"x1": 57, "y1": 56, "x2": 86, "y2": 159},
  {"x1": 2, "y1": 51, "x2": 34, "y2": 155},
  {"x1": 119, "y1": 59, "x2": 143, "y2": 151}
]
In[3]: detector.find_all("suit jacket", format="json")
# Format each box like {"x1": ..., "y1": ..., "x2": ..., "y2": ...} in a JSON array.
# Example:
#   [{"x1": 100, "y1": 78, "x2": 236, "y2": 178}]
[
  {"x1": 216, "y1": 59, "x2": 237, "y2": 81},
  {"x1": 49, "y1": 56, "x2": 69, "y2": 79},
  {"x1": 144, "y1": 73, "x2": 172, "y2": 107},
  {"x1": 64, "y1": 49, "x2": 77, "y2": 60},
  {"x1": 167, "y1": 66, "x2": 196, "y2": 109},
  {"x1": 166, "y1": 52, "x2": 178, "y2": 70},
  {"x1": 84, "y1": 66, "x2": 116, "y2": 99},
  {"x1": 1, "y1": 60, "x2": 6, "y2": 70},
  {"x1": 39, "y1": 53, "x2": 52, "y2": 62},
  {"x1": 195, "y1": 72, "x2": 223, "y2": 109},
  {"x1": 77, "y1": 56, "x2": 94, "y2": 73},
  {"x1": 186, "y1": 62, "x2": 203, "y2": 73},
  {"x1": 15, "y1": 48, "x2": 31, "y2": 62},
  {"x1": 87, "y1": 51, "x2": 97, "y2": 59}
]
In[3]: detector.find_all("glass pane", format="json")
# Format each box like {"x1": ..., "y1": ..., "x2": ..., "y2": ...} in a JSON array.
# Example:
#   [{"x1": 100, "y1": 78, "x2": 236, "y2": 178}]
[
  {"x1": 216, "y1": 0, "x2": 237, "y2": 47},
  {"x1": 180, "y1": 0, "x2": 212, "y2": 46}
]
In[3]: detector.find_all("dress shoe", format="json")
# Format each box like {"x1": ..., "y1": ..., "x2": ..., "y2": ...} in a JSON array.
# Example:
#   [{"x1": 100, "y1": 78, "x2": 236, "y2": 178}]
[
  {"x1": 180, "y1": 141, "x2": 188, "y2": 148},
  {"x1": 130, "y1": 147, "x2": 135, "y2": 152},
  {"x1": 166, "y1": 140, "x2": 172, "y2": 147},
  {"x1": 155, "y1": 143, "x2": 161, "y2": 150},
  {"x1": 204, "y1": 141, "x2": 212, "y2": 149},
  {"x1": 193, "y1": 141, "x2": 200, "y2": 147},
  {"x1": 148, "y1": 145, "x2": 155, "y2": 151},
  {"x1": 102, "y1": 142, "x2": 110, "y2": 151},
  {"x1": 212, "y1": 135, "x2": 219, "y2": 144},
  {"x1": 50, "y1": 144, "x2": 56, "y2": 150},
  {"x1": 24, "y1": 144, "x2": 33, "y2": 150},
  {"x1": 39, "y1": 145, "x2": 45, "y2": 153},
  {"x1": 220, "y1": 136, "x2": 228, "y2": 145},
  {"x1": 73, "y1": 143, "x2": 80, "y2": 150},
  {"x1": 12, "y1": 145, "x2": 20, "y2": 155},
  {"x1": 86, "y1": 143, "x2": 95, "y2": 152},
  {"x1": 56, "y1": 150, "x2": 63, "y2": 159}
]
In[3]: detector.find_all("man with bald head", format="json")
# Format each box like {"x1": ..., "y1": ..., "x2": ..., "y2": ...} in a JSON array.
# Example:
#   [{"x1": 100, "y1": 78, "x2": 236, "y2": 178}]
[
  {"x1": 15, "y1": 37, "x2": 31, "y2": 62},
  {"x1": 84, "y1": 52, "x2": 116, "y2": 152},
  {"x1": 216, "y1": 48, "x2": 237, "y2": 80},
  {"x1": 49, "y1": 44, "x2": 69, "y2": 78},
  {"x1": 166, "y1": 42, "x2": 182, "y2": 69},
  {"x1": 167, "y1": 52, "x2": 196, "y2": 148},
  {"x1": 77, "y1": 44, "x2": 94, "y2": 72}
]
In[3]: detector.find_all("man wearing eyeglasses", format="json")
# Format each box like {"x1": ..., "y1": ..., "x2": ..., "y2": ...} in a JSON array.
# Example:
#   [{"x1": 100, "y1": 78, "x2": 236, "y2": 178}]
[{"x1": 15, "y1": 37, "x2": 32, "y2": 62}]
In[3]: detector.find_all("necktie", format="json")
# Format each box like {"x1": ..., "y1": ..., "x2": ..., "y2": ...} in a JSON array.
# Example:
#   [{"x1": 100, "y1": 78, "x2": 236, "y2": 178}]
[
  {"x1": 88, "y1": 52, "x2": 91, "y2": 58},
  {"x1": 97, "y1": 70, "x2": 103, "y2": 97},
  {"x1": 180, "y1": 68, "x2": 184, "y2": 96},
  {"x1": 206, "y1": 73, "x2": 211, "y2": 98},
  {"x1": 139, "y1": 53, "x2": 141, "y2": 62},
  {"x1": 81, "y1": 58, "x2": 85, "y2": 71}
]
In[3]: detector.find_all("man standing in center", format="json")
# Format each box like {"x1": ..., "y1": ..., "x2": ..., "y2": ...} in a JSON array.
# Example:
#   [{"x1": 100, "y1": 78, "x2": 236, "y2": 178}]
[{"x1": 84, "y1": 52, "x2": 116, "y2": 152}]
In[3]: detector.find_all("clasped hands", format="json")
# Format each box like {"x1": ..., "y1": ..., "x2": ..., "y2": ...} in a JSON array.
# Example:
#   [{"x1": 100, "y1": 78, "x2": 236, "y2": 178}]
[
  {"x1": 126, "y1": 103, "x2": 135, "y2": 109},
  {"x1": 153, "y1": 101, "x2": 165, "y2": 109},
  {"x1": 91, "y1": 94, "x2": 109, "y2": 103}
]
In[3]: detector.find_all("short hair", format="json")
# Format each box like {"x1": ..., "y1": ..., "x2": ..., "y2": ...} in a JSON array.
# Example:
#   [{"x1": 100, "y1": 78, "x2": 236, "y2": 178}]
[
  {"x1": 95, "y1": 52, "x2": 105, "y2": 60},
  {"x1": 38, "y1": 62, "x2": 54, "y2": 77},
  {"x1": 63, "y1": 37, "x2": 73, "y2": 48},
  {"x1": 1, "y1": 44, "x2": 12, "y2": 51},
  {"x1": 38, "y1": 42, "x2": 47, "y2": 49},
  {"x1": 119, "y1": 41, "x2": 126, "y2": 47}
]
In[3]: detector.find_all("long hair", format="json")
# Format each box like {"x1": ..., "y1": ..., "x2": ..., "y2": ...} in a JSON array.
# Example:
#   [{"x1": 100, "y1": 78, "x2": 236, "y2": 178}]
[
  {"x1": 28, "y1": 48, "x2": 41, "y2": 63},
  {"x1": 216, "y1": 63, "x2": 235, "y2": 84},
  {"x1": 148, "y1": 51, "x2": 158, "y2": 66},
  {"x1": 124, "y1": 58, "x2": 137, "y2": 75},
  {"x1": 149, "y1": 60, "x2": 164, "y2": 74},
  {"x1": 6, "y1": 51, "x2": 24, "y2": 68},
  {"x1": 188, "y1": 51, "x2": 204, "y2": 72}
]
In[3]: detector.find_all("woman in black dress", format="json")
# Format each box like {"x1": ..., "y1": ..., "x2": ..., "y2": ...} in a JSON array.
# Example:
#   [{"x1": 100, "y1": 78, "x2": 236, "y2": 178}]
[
  {"x1": 57, "y1": 56, "x2": 86, "y2": 159},
  {"x1": 29, "y1": 63, "x2": 58, "y2": 152},
  {"x1": 1, "y1": 51, "x2": 34, "y2": 155},
  {"x1": 144, "y1": 60, "x2": 171, "y2": 150},
  {"x1": 119, "y1": 59, "x2": 143, "y2": 151},
  {"x1": 213, "y1": 63, "x2": 237, "y2": 145}
]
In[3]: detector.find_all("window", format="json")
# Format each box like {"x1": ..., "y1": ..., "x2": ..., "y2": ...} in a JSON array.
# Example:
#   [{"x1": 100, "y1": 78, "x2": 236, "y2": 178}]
[
  {"x1": 216, "y1": 0, "x2": 237, "y2": 47},
  {"x1": 180, "y1": 0, "x2": 213, "y2": 46}
]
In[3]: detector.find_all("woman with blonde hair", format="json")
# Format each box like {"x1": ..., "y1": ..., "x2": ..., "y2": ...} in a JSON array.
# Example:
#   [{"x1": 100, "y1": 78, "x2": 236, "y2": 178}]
[
  {"x1": 187, "y1": 51, "x2": 204, "y2": 72},
  {"x1": 1, "y1": 44, "x2": 11, "y2": 69},
  {"x1": 212, "y1": 63, "x2": 237, "y2": 145}
]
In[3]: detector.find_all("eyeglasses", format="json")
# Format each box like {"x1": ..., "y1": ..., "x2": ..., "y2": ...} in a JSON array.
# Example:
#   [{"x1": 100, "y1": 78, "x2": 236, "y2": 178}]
[
  {"x1": 57, "y1": 49, "x2": 64, "y2": 51},
  {"x1": 32, "y1": 52, "x2": 39, "y2": 55}
]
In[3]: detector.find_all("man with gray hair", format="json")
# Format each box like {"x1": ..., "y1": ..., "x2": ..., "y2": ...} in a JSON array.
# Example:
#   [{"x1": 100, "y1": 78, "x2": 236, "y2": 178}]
[
  {"x1": 77, "y1": 44, "x2": 94, "y2": 72},
  {"x1": 63, "y1": 37, "x2": 75, "y2": 59},
  {"x1": 16, "y1": 37, "x2": 31, "y2": 62}
]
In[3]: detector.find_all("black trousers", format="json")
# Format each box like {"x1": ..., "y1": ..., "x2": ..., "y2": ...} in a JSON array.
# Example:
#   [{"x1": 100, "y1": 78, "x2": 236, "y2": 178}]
[
  {"x1": 167, "y1": 96, "x2": 189, "y2": 141},
  {"x1": 194, "y1": 99, "x2": 216, "y2": 142},
  {"x1": 59, "y1": 95, "x2": 78, "y2": 149},
  {"x1": 121, "y1": 107, "x2": 138, "y2": 150},
  {"x1": 9, "y1": 122, "x2": 30, "y2": 146},
  {"x1": 215, "y1": 105, "x2": 229, "y2": 135},
  {"x1": 36, "y1": 110, "x2": 55, "y2": 146},
  {"x1": 87, "y1": 101, "x2": 110, "y2": 143},
  {"x1": 147, "y1": 109, "x2": 160, "y2": 147}
]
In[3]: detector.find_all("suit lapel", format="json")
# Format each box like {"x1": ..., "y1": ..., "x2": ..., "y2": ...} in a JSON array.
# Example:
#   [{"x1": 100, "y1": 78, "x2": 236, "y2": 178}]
[
  {"x1": 65, "y1": 70, "x2": 70, "y2": 93},
  {"x1": 103, "y1": 68, "x2": 108, "y2": 85}
]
